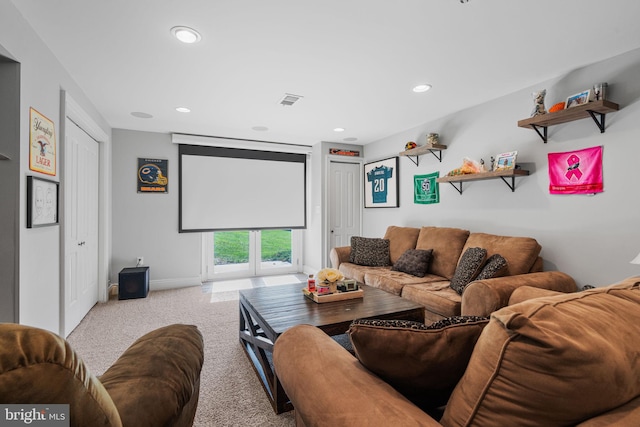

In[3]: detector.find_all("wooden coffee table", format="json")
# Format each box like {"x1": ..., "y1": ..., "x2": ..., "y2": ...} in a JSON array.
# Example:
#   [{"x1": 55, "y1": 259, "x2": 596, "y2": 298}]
[{"x1": 239, "y1": 282, "x2": 424, "y2": 413}]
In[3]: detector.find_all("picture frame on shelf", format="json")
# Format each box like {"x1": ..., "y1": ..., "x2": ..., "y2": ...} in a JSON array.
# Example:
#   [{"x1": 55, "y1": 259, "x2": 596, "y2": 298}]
[
  {"x1": 565, "y1": 90, "x2": 590, "y2": 109},
  {"x1": 364, "y1": 156, "x2": 399, "y2": 208},
  {"x1": 26, "y1": 175, "x2": 59, "y2": 228},
  {"x1": 494, "y1": 151, "x2": 518, "y2": 171}
]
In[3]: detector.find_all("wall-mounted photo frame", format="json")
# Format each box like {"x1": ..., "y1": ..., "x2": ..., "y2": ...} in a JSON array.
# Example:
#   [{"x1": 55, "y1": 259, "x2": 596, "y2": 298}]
[
  {"x1": 494, "y1": 151, "x2": 518, "y2": 171},
  {"x1": 27, "y1": 176, "x2": 59, "y2": 228},
  {"x1": 364, "y1": 156, "x2": 399, "y2": 208},
  {"x1": 565, "y1": 90, "x2": 591, "y2": 109}
]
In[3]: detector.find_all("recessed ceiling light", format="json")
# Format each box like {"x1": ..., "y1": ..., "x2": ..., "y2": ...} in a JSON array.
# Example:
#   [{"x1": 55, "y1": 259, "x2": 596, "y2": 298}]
[
  {"x1": 131, "y1": 111, "x2": 153, "y2": 119},
  {"x1": 334, "y1": 127, "x2": 345, "y2": 132},
  {"x1": 175, "y1": 106, "x2": 191, "y2": 113},
  {"x1": 412, "y1": 84, "x2": 432, "y2": 93},
  {"x1": 170, "y1": 26, "x2": 202, "y2": 44},
  {"x1": 252, "y1": 126, "x2": 269, "y2": 131}
]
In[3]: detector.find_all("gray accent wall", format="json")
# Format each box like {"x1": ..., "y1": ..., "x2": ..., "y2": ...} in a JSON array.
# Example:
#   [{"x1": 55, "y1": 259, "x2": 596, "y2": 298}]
[
  {"x1": 111, "y1": 129, "x2": 201, "y2": 288},
  {"x1": 362, "y1": 48, "x2": 640, "y2": 287}
]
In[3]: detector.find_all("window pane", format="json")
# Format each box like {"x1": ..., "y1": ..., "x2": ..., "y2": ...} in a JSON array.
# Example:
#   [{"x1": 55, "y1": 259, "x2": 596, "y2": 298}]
[{"x1": 261, "y1": 229, "x2": 292, "y2": 265}]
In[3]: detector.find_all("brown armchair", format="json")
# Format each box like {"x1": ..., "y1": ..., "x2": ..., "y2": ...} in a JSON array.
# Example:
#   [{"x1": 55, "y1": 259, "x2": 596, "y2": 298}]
[{"x1": 0, "y1": 323, "x2": 204, "y2": 427}]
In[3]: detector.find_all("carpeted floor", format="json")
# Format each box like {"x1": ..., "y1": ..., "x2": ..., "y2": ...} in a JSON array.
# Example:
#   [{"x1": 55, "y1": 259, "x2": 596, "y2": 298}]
[{"x1": 67, "y1": 286, "x2": 295, "y2": 426}]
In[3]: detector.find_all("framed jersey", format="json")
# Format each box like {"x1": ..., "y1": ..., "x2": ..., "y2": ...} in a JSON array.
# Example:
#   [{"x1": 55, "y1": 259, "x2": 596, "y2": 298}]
[{"x1": 364, "y1": 156, "x2": 399, "y2": 208}]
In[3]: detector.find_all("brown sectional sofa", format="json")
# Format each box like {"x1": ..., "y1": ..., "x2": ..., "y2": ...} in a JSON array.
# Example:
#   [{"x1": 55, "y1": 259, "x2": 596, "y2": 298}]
[
  {"x1": 330, "y1": 225, "x2": 577, "y2": 323},
  {"x1": 274, "y1": 277, "x2": 640, "y2": 426}
]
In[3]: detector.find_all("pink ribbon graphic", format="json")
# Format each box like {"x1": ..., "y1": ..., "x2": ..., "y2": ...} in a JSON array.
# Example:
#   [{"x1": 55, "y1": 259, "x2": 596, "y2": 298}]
[{"x1": 565, "y1": 154, "x2": 582, "y2": 180}]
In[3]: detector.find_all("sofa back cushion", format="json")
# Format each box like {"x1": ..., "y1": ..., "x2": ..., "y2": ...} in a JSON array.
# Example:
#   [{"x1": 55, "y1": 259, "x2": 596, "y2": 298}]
[
  {"x1": 461, "y1": 233, "x2": 541, "y2": 276},
  {"x1": 0, "y1": 324, "x2": 122, "y2": 427},
  {"x1": 441, "y1": 278, "x2": 640, "y2": 427},
  {"x1": 383, "y1": 226, "x2": 421, "y2": 264},
  {"x1": 415, "y1": 227, "x2": 470, "y2": 279}
]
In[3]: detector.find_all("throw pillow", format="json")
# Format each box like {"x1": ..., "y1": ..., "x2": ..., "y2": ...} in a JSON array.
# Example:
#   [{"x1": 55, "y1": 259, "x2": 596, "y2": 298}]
[
  {"x1": 391, "y1": 249, "x2": 433, "y2": 277},
  {"x1": 474, "y1": 254, "x2": 508, "y2": 281},
  {"x1": 449, "y1": 247, "x2": 487, "y2": 295},
  {"x1": 348, "y1": 316, "x2": 489, "y2": 409},
  {"x1": 349, "y1": 236, "x2": 390, "y2": 267}
]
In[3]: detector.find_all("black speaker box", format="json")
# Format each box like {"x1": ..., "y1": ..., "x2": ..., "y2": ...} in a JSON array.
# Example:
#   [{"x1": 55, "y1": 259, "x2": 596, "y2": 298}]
[{"x1": 118, "y1": 267, "x2": 149, "y2": 300}]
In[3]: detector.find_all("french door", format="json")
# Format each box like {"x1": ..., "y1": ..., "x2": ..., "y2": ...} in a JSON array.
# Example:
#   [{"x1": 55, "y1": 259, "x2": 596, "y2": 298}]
[{"x1": 203, "y1": 229, "x2": 302, "y2": 280}]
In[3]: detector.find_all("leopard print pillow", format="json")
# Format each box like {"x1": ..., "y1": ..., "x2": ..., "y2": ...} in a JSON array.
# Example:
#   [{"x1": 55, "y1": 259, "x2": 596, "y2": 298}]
[
  {"x1": 449, "y1": 247, "x2": 487, "y2": 295},
  {"x1": 349, "y1": 236, "x2": 390, "y2": 266}
]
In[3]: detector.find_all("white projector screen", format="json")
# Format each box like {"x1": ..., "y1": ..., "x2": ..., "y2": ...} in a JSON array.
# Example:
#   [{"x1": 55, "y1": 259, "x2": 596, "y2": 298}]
[{"x1": 179, "y1": 145, "x2": 307, "y2": 232}]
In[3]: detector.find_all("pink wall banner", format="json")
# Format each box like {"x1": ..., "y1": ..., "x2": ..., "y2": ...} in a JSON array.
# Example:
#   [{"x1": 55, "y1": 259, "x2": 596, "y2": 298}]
[{"x1": 548, "y1": 146, "x2": 603, "y2": 194}]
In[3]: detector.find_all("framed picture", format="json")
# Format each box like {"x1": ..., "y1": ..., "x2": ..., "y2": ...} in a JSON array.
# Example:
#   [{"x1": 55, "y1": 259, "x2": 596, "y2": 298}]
[
  {"x1": 29, "y1": 107, "x2": 57, "y2": 176},
  {"x1": 137, "y1": 158, "x2": 168, "y2": 193},
  {"x1": 27, "y1": 176, "x2": 59, "y2": 228},
  {"x1": 565, "y1": 90, "x2": 590, "y2": 109},
  {"x1": 494, "y1": 151, "x2": 518, "y2": 171},
  {"x1": 364, "y1": 156, "x2": 399, "y2": 208}
]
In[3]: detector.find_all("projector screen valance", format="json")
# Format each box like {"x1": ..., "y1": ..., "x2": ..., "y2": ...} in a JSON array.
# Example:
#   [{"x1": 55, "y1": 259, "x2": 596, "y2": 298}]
[{"x1": 179, "y1": 144, "x2": 307, "y2": 232}]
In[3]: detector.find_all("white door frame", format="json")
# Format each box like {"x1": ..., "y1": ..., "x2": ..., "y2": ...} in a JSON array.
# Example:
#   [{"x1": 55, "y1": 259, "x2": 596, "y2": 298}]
[
  {"x1": 323, "y1": 155, "x2": 363, "y2": 268},
  {"x1": 61, "y1": 92, "x2": 110, "y2": 337}
]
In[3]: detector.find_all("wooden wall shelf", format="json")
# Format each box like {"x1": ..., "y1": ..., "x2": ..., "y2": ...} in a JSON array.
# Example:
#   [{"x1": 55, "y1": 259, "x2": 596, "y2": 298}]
[
  {"x1": 517, "y1": 99, "x2": 619, "y2": 143},
  {"x1": 436, "y1": 168, "x2": 529, "y2": 194},
  {"x1": 399, "y1": 143, "x2": 447, "y2": 165}
]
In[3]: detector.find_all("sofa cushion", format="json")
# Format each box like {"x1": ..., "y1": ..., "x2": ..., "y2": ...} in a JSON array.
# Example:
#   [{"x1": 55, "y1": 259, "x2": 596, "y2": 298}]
[
  {"x1": 391, "y1": 249, "x2": 433, "y2": 278},
  {"x1": 449, "y1": 247, "x2": 487, "y2": 295},
  {"x1": 383, "y1": 226, "x2": 421, "y2": 264},
  {"x1": 349, "y1": 236, "x2": 390, "y2": 266},
  {"x1": 462, "y1": 233, "x2": 541, "y2": 276},
  {"x1": 339, "y1": 263, "x2": 389, "y2": 284},
  {"x1": 402, "y1": 281, "x2": 462, "y2": 319},
  {"x1": 442, "y1": 278, "x2": 640, "y2": 427},
  {"x1": 415, "y1": 227, "x2": 470, "y2": 280},
  {"x1": 474, "y1": 253, "x2": 508, "y2": 281},
  {"x1": 349, "y1": 316, "x2": 489, "y2": 409},
  {"x1": 365, "y1": 270, "x2": 445, "y2": 296}
]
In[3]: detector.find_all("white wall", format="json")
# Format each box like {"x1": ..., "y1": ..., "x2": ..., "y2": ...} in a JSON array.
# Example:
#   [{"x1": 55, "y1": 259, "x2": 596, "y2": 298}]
[
  {"x1": 0, "y1": 0, "x2": 111, "y2": 332},
  {"x1": 111, "y1": 130, "x2": 201, "y2": 288},
  {"x1": 363, "y1": 48, "x2": 640, "y2": 288}
]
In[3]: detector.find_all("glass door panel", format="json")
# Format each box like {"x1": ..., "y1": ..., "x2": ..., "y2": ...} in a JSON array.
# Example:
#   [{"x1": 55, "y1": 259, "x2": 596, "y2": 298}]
[{"x1": 204, "y1": 229, "x2": 301, "y2": 280}]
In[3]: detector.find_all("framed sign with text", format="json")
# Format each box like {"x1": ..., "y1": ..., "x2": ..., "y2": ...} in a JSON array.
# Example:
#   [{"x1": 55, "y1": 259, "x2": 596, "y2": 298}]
[
  {"x1": 137, "y1": 158, "x2": 169, "y2": 193},
  {"x1": 29, "y1": 108, "x2": 57, "y2": 176}
]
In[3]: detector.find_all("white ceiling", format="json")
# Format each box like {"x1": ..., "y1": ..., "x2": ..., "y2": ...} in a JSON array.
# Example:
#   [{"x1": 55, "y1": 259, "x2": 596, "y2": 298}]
[{"x1": 12, "y1": 0, "x2": 640, "y2": 146}]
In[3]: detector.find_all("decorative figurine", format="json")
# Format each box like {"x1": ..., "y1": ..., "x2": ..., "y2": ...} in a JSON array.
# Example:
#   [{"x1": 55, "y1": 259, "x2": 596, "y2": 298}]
[
  {"x1": 531, "y1": 89, "x2": 547, "y2": 117},
  {"x1": 490, "y1": 156, "x2": 495, "y2": 171},
  {"x1": 405, "y1": 141, "x2": 417, "y2": 150},
  {"x1": 427, "y1": 133, "x2": 439, "y2": 145}
]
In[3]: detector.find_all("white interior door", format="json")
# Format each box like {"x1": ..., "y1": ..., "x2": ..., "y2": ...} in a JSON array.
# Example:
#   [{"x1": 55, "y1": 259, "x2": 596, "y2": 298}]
[
  {"x1": 329, "y1": 160, "x2": 361, "y2": 259},
  {"x1": 64, "y1": 118, "x2": 99, "y2": 336}
]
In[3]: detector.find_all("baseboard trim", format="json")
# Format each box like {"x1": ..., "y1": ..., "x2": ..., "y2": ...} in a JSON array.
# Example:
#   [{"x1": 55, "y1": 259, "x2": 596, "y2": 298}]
[{"x1": 150, "y1": 277, "x2": 202, "y2": 291}]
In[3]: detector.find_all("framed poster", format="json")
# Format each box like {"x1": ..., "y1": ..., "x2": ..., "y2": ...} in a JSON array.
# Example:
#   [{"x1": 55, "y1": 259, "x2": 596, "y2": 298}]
[
  {"x1": 29, "y1": 107, "x2": 57, "y2": 176},
  {"x1": 364, "y1": 156, "x2": 399, "y2": 208},
  {"x1": 137, "y1": 158, "x2": 168, "y2": 193},
  {"x1": 414, "y1": 172, "x2": 440, "y2": 204},
  {"x1": 27, "y1": 176, "x2": 59, "y2": 228}
]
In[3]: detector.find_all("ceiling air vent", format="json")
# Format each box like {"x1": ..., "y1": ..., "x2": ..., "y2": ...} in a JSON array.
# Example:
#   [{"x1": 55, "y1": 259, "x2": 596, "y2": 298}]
[{"x1": 279, "y1": 93, "x2": 303, "y2": 106}]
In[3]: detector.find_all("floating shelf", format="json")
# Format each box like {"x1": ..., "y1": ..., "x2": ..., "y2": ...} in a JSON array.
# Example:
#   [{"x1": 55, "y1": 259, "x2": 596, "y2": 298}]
[
  {"x1": 436, "y1": 168, "x2": 529, "y2": 194},
  {"x1": 399, "y1": 143, "x2": 447, "y2": 165},
  {"x1": 517, "y1": 99, "x2": 619, "y2": 143}
]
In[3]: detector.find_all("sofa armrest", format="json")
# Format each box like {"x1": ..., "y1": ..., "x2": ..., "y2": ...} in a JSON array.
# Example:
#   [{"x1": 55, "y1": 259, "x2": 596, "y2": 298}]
[
  {"x1": 273, "y1": 325, "x2": 440, "y2": 427},
  {"x1": 99, "y1": 324, "x2": 204, "y2": 427},
  {"x1": 330, "y1": 246, "x2": 351, "y2": 269},
  {"x1": 461, "y1": 271, "x2": 577, "y2": 317}
]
